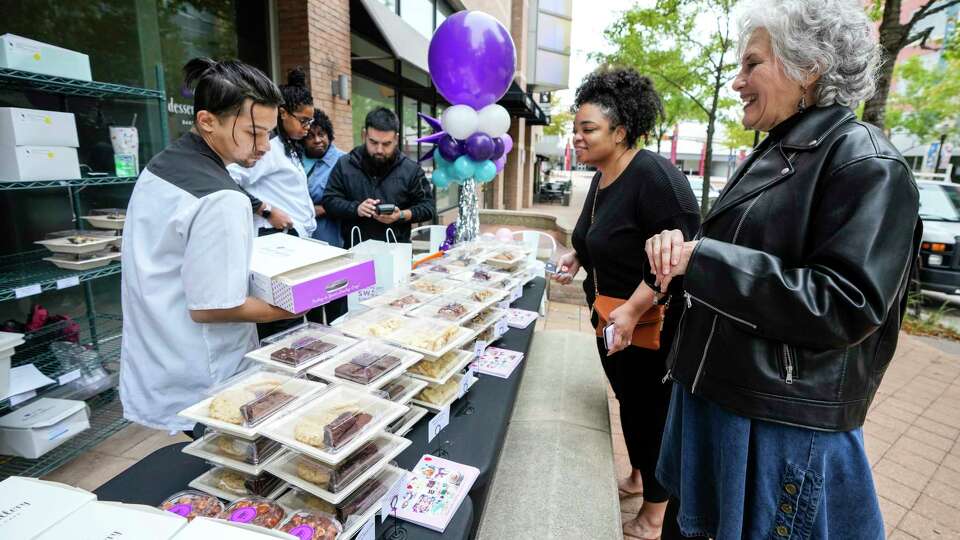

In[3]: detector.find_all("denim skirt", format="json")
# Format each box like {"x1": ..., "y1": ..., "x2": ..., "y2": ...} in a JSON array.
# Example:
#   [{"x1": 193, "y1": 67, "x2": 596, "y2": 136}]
[{"x1": 656, "y1": 383, "x2": 884, "y2": 539}]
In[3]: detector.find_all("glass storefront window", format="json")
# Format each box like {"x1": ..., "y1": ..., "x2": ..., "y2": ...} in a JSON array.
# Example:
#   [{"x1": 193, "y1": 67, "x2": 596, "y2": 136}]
[
  {"x1": 402, "y1": 96, "x2": 419, "y2": 162},
  {"x1": 351, "y1": 34, "x2": 394, "y2": 72},
  {"x1": 401, "y1": 0, "x2": 435, "y2": 39},
  {"x1": 352, "y1": 75, "x2": 396, "y2": 144}
]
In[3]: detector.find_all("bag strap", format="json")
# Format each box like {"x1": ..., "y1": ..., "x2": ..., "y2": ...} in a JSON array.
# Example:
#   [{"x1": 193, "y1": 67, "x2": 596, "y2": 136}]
[
  {"x1": 350, "y1": 226, "x2": 363, "y2": 248},
  {"x1": 589, "y1": 182, "x2": 602, "y2": 317},
  {"x1": 385, "y1": 228, "x2": 399, "y2": 244}
]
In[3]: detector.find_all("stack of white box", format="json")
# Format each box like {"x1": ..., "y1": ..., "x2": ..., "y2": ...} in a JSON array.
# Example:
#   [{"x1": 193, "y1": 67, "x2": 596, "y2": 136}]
[
  {"x1": 0, "y1": 107, "x2": 81, "y2": 181},
  {"x1": 0, "y1": 34, "x2": 91, "y2": 182}
]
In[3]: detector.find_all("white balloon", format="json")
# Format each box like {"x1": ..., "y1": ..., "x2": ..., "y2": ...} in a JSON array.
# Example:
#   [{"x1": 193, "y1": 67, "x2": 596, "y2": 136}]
[
  {"x1": 441, "y1": 105, "x2": 479, "y2": 140},
  {"x1": 477, "y1": 104, "x2": 511, "y2": 138}
]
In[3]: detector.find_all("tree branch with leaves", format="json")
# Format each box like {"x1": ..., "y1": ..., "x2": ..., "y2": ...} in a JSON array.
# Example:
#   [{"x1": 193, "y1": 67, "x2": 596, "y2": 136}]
[{"x1": 598, "y1": 0, "x2": 739, "y2": 215}]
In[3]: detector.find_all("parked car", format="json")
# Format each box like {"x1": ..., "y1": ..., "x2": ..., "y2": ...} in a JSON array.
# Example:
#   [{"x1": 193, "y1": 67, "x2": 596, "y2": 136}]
[{"x1": 916, "y1": 180, "x2": 960, "y2": 294}]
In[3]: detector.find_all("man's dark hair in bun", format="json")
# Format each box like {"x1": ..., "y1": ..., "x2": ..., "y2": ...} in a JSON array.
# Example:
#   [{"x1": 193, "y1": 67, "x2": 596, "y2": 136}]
[{"x1": 573, "y1": 66, "x2": 662, "y2": 148}]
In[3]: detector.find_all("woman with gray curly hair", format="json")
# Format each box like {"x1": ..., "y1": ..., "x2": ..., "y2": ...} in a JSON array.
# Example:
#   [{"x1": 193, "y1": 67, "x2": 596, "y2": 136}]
[{"x1": 633, "y1": 0, "x2": 922, "y2": 538}]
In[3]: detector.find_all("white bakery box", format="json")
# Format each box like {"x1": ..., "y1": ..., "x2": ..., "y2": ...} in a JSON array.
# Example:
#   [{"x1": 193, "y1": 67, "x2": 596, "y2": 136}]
[
  {"x1": 171, "y1": 517, "x2": 296, "y2": 539},
  {"x1": 36, "y1": 500, "x2": 188, "y2": 540},
  {"x1": 0, "y1": 34, "x2": 92, "y2": 81},
  {"x1": 0, "y1": 477, "x2": 95, "y2": 538},
  {"x1": 0, "y1": 107, "x2": 79, "y2": 148},
  {"x1": 250, "y1": 233, "x2": 376, "y2": 314},
  {"x1": 0, "y1": 331, "x2": 24, "y2": 397},
  {"x1": 0, "y1": 397, "x2": 90, "y2": 459},
  {"x1": 0, "y1": 144, "x2": 80, "y2": 181}
]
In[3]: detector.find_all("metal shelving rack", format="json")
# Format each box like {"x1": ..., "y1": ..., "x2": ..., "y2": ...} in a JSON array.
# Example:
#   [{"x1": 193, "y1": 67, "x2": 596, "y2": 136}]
[{"x1": 0, "y1": 66, "x2": 167, "y2": 480}]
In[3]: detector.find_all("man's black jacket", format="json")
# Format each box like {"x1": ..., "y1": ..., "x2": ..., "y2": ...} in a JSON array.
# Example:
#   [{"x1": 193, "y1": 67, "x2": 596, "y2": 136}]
[{"x1": 321, "y1": 146, "x2": 435, "y2": 244}]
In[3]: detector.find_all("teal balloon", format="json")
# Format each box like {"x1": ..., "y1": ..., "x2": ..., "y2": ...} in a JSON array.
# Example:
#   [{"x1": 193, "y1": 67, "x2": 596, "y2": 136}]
[
  {"x1": 475, "y1": 159, "x2": 497, "y2": 183},
  {"x1": 432, "y1": 166, "x2": 451, "y2": 188},
  {"x1": 452, "y1": 155, "x2": 477, "y2": 180},
  {"x1": 434, "y1": 154, "x2": 453, "y2": 171}
]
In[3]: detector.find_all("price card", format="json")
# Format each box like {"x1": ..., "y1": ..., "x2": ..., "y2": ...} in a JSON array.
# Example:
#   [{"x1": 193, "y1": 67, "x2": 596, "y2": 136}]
[
  {"x1": 428, "y1": 405, "x2": 450, "y2": 443},
  {"x1": 379, "y1": 473, "x2": 408, "y2": 521},
  {"x1": 14, "y1": 284, "x2": 42, "y2": 299},
  {"x1": 510, "y1": 286, "x2": 522, "y2": 302},
  {"x1": 9, "y1": 390, "x2": 36, "y2": 407},
  {"x1": 473, "y1": 340, "x2": 487, "y2": 357},
  {"x1": 457, "y1": 368, "x2": 475, "y2": 399},
  {"x1": 56, "y1": 276, "x2": 80, "y2": 290},
  {"x1": 359, "y1": 517, "x2": 376, "y2": 540},
  {"x1": 494, "y1": 319, "x2": 509, "y2": 339},
  {"x1": 497, "y1": 300, "x2": 511, "y2": 310},
  {"x1": 58, "y1": 369, "x2": 81, "y2": 386}
]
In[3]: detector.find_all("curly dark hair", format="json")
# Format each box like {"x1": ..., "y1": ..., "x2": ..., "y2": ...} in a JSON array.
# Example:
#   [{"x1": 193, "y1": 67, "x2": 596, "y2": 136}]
[
  {"x1": 311, "y1": 109, "x2": 335, "y2": 141},
  {"x1": 573, "y1": 67, "x2": 662, "y2": 148}
]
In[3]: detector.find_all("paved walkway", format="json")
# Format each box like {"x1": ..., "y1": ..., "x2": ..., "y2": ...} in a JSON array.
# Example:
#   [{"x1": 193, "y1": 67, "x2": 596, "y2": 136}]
[{"x1": 537, "y1": 301, "x2": 960, "y2": 539}]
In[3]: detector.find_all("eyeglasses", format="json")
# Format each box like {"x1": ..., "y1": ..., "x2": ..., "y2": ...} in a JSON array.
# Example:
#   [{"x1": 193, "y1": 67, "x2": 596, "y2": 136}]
[{"x1": 292, "y1": 115, "x2": 315, "y2": 128}]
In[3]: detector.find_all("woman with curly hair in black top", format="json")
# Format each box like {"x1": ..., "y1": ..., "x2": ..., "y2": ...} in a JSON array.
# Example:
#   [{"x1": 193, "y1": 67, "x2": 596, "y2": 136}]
[{"x1": 553, "y1": 67, "x2": 700, "y2": 539}]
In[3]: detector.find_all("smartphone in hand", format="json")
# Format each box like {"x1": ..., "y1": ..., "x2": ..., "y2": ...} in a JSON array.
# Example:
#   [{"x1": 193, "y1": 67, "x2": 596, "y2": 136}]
[
  {"x1": 544, "y1": 261, "x2": 558, "y2": 274},
  {"x1": 603, "y1": 323, "x2": 616, "y2": 351}
]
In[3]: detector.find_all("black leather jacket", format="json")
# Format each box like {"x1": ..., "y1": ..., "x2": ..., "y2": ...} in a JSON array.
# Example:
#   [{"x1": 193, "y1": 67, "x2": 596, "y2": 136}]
[{"x1": 663, "y1": 105, "x2": 922, "y2": 431}]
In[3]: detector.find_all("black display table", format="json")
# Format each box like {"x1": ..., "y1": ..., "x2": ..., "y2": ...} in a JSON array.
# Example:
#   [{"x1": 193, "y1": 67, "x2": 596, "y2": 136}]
[{"x1": 95, "y1": 278, "x2": 546, "y2": 539}]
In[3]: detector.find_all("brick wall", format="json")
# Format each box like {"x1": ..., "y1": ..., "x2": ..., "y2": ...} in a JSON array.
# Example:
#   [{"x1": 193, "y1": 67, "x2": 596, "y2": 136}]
[{"x1": 276, "y1": 0, "x2": 354, "y2": 149}]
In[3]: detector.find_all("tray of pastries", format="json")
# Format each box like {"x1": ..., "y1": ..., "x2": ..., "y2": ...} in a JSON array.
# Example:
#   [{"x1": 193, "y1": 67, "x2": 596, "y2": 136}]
[
  {"x1": 405, "y1": 349, "x2": 474, "y2": 385},
  {"x1": 219, "y1": 496, "x2": 286, "y2": 529},
  {"x1": 307, "y1": 340, "x2": 421, "y2": 388},
  {"x1": 182, "y1": 431, "x2": 284, "y2": 476},
  {"x1": 178, "y1": 368, "x2": 326, "y2": 439},
  {"x1": 277, "y1": 510, "x2": 342, "y2": 540},
  {"x1": 408, "y1": 296, "x2": 484, "y2": 325},
  {"x1": 260, "y1": 385, "x2": 407, "y2": 465},
  {"x1": 386, "y1": 318, "x2": 473, "y2": 358},
  {"x1": 333, "y1": 309, "x2": 412, "y2": 339},
  {"x1": 265, "y1": 432, "x2": 410, "y2": 504},
  {"x1": 246, "y1": 323, "x2": 358, "y2": 373},
  {"x1": 188, "y1": 466, "x2": 286, "y2": 503},
  {"x1": 159, "y1": 490, "x2": 224, "y2": 522},
  {"x1": 360, "y1": 288, "x2": 433, "y2": 313},
  {"x1": 373, "y1": 374, "x2": 428, "y2": 406},
  {"x1": 410, "y1": 373, "x2": 465, "y2": 412}
]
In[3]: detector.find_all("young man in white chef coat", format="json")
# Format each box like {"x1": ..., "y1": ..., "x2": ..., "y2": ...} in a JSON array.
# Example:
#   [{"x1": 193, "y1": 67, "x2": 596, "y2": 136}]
[{"x1": 120, "y1": 58, "x2": 297, "y2": 433}]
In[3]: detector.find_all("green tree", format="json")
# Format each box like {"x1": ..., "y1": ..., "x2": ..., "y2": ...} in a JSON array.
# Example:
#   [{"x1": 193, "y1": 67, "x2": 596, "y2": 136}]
[
  {"x1": 600, "y1": 0, "x2": 739, "y2": 215},
  {"x1": 887, "y1": 57, "x2": 960, "y2": 146},
  {"x1": 862, "y1": 0, "x2": 960, "y2": 130},
  {"x1": 650, "y1": 83, "x2": 703, "y2": 154},
  {"x1": 543, "y1": 94, "x2": 574, "y2": 137},
  {"x1": 721, "y1": 115, "x2": 758, "y2": 151}
]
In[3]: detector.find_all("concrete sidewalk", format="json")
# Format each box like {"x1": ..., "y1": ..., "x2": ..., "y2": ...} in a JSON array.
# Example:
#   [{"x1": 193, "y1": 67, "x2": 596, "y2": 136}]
[{"x1": 537, "y1": 301, "x2": 960, "y2": 539}]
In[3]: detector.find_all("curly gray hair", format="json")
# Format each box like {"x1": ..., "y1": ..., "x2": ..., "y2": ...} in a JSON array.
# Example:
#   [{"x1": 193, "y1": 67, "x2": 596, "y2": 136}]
[{"x1": 737, "y1": 0, "x2": 882, "y2": 108}]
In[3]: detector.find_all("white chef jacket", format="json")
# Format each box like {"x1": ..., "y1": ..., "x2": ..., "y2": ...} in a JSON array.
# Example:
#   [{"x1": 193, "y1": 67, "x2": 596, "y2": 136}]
[
  {"x1": 120, "y1": 132, "x2": 258, "y2": 432},
  {"x1": 229, "y1": 136, "x2": 317, "y2": 239}
]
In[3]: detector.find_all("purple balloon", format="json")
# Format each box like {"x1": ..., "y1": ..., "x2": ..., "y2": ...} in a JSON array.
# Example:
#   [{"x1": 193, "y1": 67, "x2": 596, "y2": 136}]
[
  {"x1": 418, "y1": 112, "x2": 443, "y2": 132},
  {"x1": 428, "y1": 11, "x2": 517, "y2": 109},
  {"x1": 501, "y1": 133, "x2": 514, "y2": 155},
  {"x1": 494, "y1": 154, "x2": 507, "y2": 173},
  {"x1": 491, "y1": 138, "x2": 505, "y2": 160},
  {"x1": 438, "y1": 134, "x2": 464, "y2": 161},
  {"x1": 416, "y1": 132, "x2": 447, "y2": 144},
  {"x1": 465, "y1": 133, "x2": 495, "y2": 161}
]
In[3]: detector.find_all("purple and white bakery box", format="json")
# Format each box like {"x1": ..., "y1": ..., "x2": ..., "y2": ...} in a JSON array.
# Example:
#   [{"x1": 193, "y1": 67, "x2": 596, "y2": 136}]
[{"x1": 250, "y1": 234, "x2": 376, "y2": 314}]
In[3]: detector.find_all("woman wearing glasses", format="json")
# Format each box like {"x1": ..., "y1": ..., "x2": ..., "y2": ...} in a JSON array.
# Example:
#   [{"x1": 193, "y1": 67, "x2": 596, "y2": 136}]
[{"x1": 229, "y1": 67, "x2": 318, "y2": 239}]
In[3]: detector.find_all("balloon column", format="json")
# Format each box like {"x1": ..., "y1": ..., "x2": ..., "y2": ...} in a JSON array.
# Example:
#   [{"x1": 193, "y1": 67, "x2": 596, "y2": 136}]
[{"x1": 417, "y1": 11, "x2": 517, "y2": 243}]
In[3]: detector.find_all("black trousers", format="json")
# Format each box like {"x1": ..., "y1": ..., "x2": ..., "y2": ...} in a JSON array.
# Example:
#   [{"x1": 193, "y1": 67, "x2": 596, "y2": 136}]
[{"x1": 597, "y1": 337, "x2": 673, "y2": 503}]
